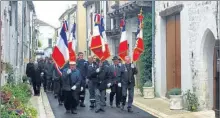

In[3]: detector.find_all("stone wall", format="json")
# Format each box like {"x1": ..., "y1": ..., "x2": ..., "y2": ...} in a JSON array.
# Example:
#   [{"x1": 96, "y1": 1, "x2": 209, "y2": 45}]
[{"x1": 155, "y1": 1, "x2": 218, "y2": 110}]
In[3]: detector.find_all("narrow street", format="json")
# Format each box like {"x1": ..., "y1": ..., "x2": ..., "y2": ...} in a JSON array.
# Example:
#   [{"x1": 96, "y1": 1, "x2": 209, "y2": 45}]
[{"x1": 47, "y1": 90, "x2": 156, "y2": 118}]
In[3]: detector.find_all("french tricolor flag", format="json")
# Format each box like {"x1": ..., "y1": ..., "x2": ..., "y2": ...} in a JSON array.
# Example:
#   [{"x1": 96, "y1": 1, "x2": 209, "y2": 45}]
[
  {"x1": 68, "y1": 22, "x2": 77, "y2": 62},
  {"x1": 118, "y1": 19, "x2": 128, "y2": 62},
  {"x1": 133, "y1": 12, "x2": 144, "y2": 62},
  {"x1": 52, "y1": 20, "x2": 69, "y2": 68},
  {"x1": 90, "y1": 13, "x2": 104, "y2": 59}
]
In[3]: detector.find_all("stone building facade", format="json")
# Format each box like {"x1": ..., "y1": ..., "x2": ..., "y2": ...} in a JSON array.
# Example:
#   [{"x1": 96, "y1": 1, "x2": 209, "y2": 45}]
[
  {"x1": 154, "y1": 1, "x2": 220, "y2": 110},
  {"x1": 1, "y1": 1, "x2": 36, "y2": 85}
]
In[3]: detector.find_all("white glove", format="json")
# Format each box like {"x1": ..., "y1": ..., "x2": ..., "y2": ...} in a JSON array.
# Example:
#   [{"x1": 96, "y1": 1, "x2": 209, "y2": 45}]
[
  {"x1": 67, "y1": 69, "x2": 71, "y2": 74},
  {"x1": 131, "y1": 64, "x2": 135, "y2": 68},
  {"x1": 71, "y1": 85, "x2": 76, "y2": 90},
  {"x1": 119, "y1": 63, "x2": 122, "y2": 67},
  {"x1": 96, "y1": 68, "x2": 100, "y2": 73},
  {"x1": 41, "y1": 72, "x2": 44, "y2": 75},
  {"x1": 118, "y1": 83, "x2": 121, "y2": 87},
  {"x1": 81, "y1": 87, "x2": 83, "y2": 91},
  {"x1": 107, "y1": 83, "x2": 111, "y2": 88}
]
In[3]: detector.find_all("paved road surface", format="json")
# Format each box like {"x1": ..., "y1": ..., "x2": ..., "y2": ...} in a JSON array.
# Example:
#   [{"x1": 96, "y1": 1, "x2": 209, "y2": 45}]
[{"x1": 47, "y1": 90, "x2": 156, "y2": 118}]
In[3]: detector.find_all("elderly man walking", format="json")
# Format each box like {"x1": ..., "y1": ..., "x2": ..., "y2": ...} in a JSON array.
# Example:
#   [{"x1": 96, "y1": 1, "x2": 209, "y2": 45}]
[
  {"x1": 62, "y1": 61, "x2": 81, "y2": 114},
  {"x1": 121, "y1": 56, "x2": 138, "y2": 112}
]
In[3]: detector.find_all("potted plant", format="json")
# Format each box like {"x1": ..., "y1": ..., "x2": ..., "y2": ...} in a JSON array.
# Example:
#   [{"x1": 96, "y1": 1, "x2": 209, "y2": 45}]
[
  {"x1": 143, "y1": 81, "x2": 155, "y2": 99},
  {"x1": 168, "y1": 88, "x2": 183, "y2": 110}
]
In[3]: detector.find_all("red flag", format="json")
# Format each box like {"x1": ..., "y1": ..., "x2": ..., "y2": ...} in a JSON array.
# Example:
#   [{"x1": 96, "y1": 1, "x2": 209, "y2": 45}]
[
  {"x1": 90, "y1": 13, "x2": 104, "y2": 59},
  {"x1": 133, "y1": 10, "x2": 144, "y2": 62},
  {"x1": 68, "y1": 22, "x2": 77, "y2": 62},
  {"x1": 118, "y1": 19, "x2": 128, "y2": 62}
]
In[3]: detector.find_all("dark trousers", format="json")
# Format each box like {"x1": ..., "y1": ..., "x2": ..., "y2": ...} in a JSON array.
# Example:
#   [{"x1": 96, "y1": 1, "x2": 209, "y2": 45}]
[
  {"x1": 122, "y1": 86, "x2": 134, "y2": 108},
  {"x1": 33, "y1": 82, "x2": 40, "y2": 95},
  {"x1": 47, "y1": 77, "x2": 53, "y2": 91},
  {"x1": 110, "y1": 84, "x2": 122, "y2": 106},
  {"x1": 63, "y1": 90, "x2": 78, "y2": 110},
  {"x1": 43, "y1": 77, "x2": 47, "y2": 91},
  {"x1": 58, "y1": 90, "x2": 64, "y2": 103}
]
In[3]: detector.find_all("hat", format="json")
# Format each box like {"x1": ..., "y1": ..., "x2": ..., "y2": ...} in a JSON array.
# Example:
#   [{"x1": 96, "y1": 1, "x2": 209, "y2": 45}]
[
  {"x1": 69, "y1": 61, "x2": 76, "y2": 65},
  {"x1": 112, "y1": 56, "x2": 119, "y2": 60}
]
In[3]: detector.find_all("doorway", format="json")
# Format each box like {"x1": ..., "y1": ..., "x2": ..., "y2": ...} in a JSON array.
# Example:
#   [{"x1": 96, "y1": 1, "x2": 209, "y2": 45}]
[{"x1": 166, "y1": 13, "x2": 181, "y2": 91}]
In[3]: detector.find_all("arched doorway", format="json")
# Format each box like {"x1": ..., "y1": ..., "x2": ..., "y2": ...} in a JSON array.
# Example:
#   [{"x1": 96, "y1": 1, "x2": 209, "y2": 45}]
[{"x1": 201, "y1": 28, "x2": 218, "y2": 109}]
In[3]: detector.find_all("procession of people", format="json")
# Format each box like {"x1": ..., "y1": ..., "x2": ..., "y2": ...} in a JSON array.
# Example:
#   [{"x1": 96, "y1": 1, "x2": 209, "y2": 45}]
[{"x1": 26, "y1": 51, "x2": 138, "y2": 115}]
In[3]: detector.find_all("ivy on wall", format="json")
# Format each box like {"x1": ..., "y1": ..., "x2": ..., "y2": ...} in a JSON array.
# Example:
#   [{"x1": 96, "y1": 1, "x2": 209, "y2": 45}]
[{"x1": 138, "y1": 12, "x2": 152, "y2": 95}]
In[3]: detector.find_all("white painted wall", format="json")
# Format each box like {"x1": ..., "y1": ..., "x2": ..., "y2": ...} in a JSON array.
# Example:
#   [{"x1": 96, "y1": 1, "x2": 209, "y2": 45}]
[
  {"x1": 155, "y1": 1, "x2": 218, "y2": 109},
  {"x1": 38, "y1": 26, "x2": 55, "y2": 49}
]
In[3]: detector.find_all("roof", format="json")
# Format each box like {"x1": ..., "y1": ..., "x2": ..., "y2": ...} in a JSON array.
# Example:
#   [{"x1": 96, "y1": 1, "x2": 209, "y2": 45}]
[
  {"x1": 59, "y1": 4, "x2": 77, "y2": 20},
  {"x1": 35, "y1": 19, "x2": 56, "y2": 29},
  {"x1": 27, "y1": 1, "x2": 35, "y2": 13}
]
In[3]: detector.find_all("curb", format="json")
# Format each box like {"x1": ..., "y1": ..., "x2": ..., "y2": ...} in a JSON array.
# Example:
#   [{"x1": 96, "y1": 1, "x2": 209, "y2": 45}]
[
  {"x1": 106, "y1": 89, "x2": 167, "y2": 118},
  {"x1": 133, "y1": 100, "x2": 168, "y2": 118},
  {"x1": 41, "y1": 88, "x2": 55, "y2": 118}
]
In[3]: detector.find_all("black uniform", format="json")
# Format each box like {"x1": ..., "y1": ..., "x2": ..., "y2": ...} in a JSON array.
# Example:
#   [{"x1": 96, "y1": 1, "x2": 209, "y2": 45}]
[
  {"x1": 95, "y1": 64, "x2": 110, "y2": 112},
  {"x1": 87, "y1": 62, "x2": 98, "y2": 108},
  {"x1": 76, "y1": 59, "x2": 87, "y2": 107},
  {"x1": 109, "y1": 64, "x2": 122, "y2": 107},
  {"x1": 62, "y1": 68, "x2": 81, "y2": 114},
  {"x1": 121, "y1": 63, "x2": 138, "y2": 111},
  {"x1": 26, "y1": 62, "x2": 39, "y2": 95}
]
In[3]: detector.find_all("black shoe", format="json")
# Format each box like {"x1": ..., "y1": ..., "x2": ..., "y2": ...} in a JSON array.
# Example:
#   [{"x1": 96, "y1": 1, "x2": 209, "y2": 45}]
[
  {"x1": 66, "y1": 110, "x2": 71, "y2": 113},
  {"x1": 116, "y1": 105, "x2": 120, "y2": 108},
  {"x1": 128, "y1": 108, "x2": 133, "y2": 113},
  {"x1": 58, "y1": 102, "x2": 63, "y2": 106},
  {"x1": 100, "y1": 109, "x2": 105, "y2": 112},
  {"x1": 95, "y1": 109, "x2": 100, "y2": 113},
  {"x1": 90, "y1": 103, "x2": 95, "y2": 108},
  {"x1": 71, "y1": 110, "x2": 77, "y2": 114},
  {"x1": 80, "y1": 103, "x2": 85, "y2": 107}
]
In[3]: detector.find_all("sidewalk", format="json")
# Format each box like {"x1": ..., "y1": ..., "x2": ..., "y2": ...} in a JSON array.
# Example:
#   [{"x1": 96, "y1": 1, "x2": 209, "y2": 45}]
[
  {"x1": 132, "y1": 88, "x2": 215, "y2": 118},
  {"x1": 30, "y1": 88, "x2": 55, "y2": 118}
]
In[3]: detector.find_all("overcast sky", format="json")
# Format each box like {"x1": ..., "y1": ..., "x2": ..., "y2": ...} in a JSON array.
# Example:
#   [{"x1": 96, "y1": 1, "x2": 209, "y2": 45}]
[{"x1": 33, "y1": 1, "x2": 77, "y2": 28}]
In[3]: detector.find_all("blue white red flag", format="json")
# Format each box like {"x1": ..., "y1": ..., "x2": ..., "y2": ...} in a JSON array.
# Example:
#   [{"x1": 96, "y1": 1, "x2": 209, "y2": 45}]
[{"x1": 118, "y1": 19, "x2": 128, "y2": 62}]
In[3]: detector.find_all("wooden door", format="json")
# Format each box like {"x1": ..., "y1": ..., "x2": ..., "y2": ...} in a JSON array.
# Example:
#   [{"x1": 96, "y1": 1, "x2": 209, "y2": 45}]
[
  {"x1": 213, "y1": 47, "x2": 217, "y2": 110},
  {"x1": 166, "y1": 14, "x2": 181, "y2": 91}
]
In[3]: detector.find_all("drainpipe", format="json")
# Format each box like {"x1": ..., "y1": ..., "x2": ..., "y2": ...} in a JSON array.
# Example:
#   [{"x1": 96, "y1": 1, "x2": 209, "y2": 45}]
[
  {"x1": 86, "y1": 6, "x2": 88, "y2": 58},
  {"x1": 21, "y1": 1, "x2": 24, "y2": 67},
  {"x1": 151, "y1": 1, "x2": 155, "y2": 88}
]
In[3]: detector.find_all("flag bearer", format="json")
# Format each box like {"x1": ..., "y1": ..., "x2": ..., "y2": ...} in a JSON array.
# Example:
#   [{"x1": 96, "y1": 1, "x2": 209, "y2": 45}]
[
  {"x1": 62, "y1": 61, "x2": 80, "y2": 114},
  {"x1": 87, "y1": 56, "x2": 98, "y2": 108},
  {"x1": 94, "y1": 59, "x2": 110, "y2": 113},
  {"x1": 121, "y1": 56, "x2": 138, "y2": 112},
  {"x1": 76, "y1": 52, "x2": 87, "y2": 107},
  {"x1": 45, "y1": 58, "x2": 54, "y2": 92},
  {"x1": 108, "y1": 56, "x2": 122, "y2": 108}
]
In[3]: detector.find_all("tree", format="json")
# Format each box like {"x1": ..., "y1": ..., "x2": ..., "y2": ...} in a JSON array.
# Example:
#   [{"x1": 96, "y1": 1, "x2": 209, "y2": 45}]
[
  {"x1": 38, "y1": 40, "x2": 42, "y2": 47},
  {"x1": 138, "y1": 12, "x2": 152, "y2": 95}
]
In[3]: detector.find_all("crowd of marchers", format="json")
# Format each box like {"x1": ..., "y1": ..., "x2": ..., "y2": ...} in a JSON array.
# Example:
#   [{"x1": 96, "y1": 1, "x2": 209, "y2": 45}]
[{"x1": 25, "y1": 52, "x2": 138, "y2": 114}]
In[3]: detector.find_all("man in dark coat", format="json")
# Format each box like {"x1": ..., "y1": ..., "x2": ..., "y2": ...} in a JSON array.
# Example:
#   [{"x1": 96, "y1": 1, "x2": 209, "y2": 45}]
[
  {"x1": 108, "y1": 56, "x2": 122, "y2": 108},
  {"x1": 52, "y1": 64, "x2": 62, "y2": 99},
  {"x1": 62, "y1": 61, "x2": 81, "y2": 114},
  {"x1": 87, "y1": 56, "x2": 98, "y2": 108},
  {"x1": 45, "y1": 58, "x2": 54, "y2": 92},
  {"x1": 26, "y1": 59, "x2": 38, "y2": 95},
  {"x1": 76, "y1": 52, "x2": 87, "y2": 107},
  {"x1": 121, "y1": 56, "x2": 138, "y2": 112},
  {"x1": 94, "y1": 59, "x2": 110, "y2": 113}
]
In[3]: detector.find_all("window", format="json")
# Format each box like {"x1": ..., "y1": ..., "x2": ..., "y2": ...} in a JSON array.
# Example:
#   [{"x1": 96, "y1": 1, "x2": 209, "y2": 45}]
[{"x1": 48, "y1": 38, "x2": 52, "y2": 47}]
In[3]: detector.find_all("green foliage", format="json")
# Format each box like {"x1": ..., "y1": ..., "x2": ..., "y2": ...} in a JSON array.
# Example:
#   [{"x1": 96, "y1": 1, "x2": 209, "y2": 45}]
[
  {"x1": 184, "y1": 90, "x2": 199, "y2": 112},
  {"x1": 5, "y1": 63, "x2": 15, "y2": 84},
  {"x1": 168, "y1": 88, "x2": 182, "y2": 95},
  {"x1": 38, "y1": 40, "x2": 42, "y2": 47},
  {"x1": 139, "y1": 12, "x2": 152, "y2": 95},
  {"x1": 143, "y1": 81, "x2": 152, "y2": 87},
  {"x1": 1, "y1": 82, "x2": 37, "y2": 118}
]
